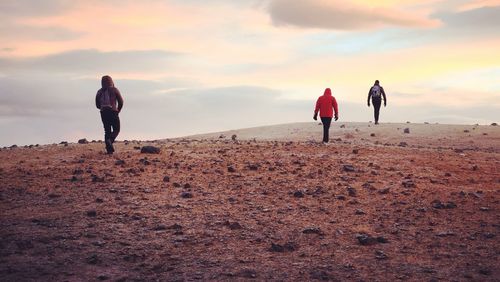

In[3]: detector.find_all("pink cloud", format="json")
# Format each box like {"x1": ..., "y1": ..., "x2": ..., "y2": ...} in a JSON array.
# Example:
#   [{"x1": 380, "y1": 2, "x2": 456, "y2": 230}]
[{"x1": 268, "y1": 0, "x2": 440, "y2": 30}]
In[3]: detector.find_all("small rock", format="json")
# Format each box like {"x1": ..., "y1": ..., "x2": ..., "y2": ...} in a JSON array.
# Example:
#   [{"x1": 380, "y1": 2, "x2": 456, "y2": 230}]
[
  {"x1": 310, "y1": 270, "x2": 334, "y2": 280},
  {"x1": 379, "y1": 187, "x2": 390, "y2": 194},
  {"x1": 183, "y1": 183, "x2": 191, "y2": 189},
  {"x1": 356, "y1": 234, "x2": 377, "y2": 245},
  {"x1": 153, "y1": 224, "x2": 167, "y2": 231},
  {"x1": 444, "y1": 172, "x2": 452, "y2": 177},
  {"x1": 219, "y1": 134, "x2": 225, "y2": 139},
  {"x1": 340, "y1": 124, "x2": 346, "y2": 128},
  {"x1": 431, "y1": 200, "x2": 457, "y2": 209},
  {"x1": 347, "y1": 186, "x2": 356, "y2": 197},
  {"x1": 95, "y1": 198, "x2": 104, "y2": 203},
  {"x1": 479, "y1": 268, "x2": 492, "y2": 275},
  {"x1": 491, "y1": 123, "x2": 498, "y2": 126},
  {"x1": 238, "y1": 269, "x2": 257, "y2": 278},
  {"x1": 293, "y1": 190, "x2": 304, "y2": 198},
  {"x1": 355, "y1": 209, "x2": 365, "y2": 215},
  {"x1": 479, "y1": 207, "x2": 489, "y2": 211},
  {"x1": 86, "y1": 210, "x2": 97, "y2": 217},
  {"x1": 302, "y1": 227, "x2": 322, "y2": 235},
  {"x1": 352, "y1": 149, "x2": 359, "y2": 154},
  {"x1": 181, "y1": 192, "x2": 193, "y2": 198},
  {"x1": 173, "y1": 182, "x2": 181, "y2": 188},
  {"x1": 436, "y1": 231, "x2": 455, "y2": 237},
  {"x1": 92, "y1": 175, "x2": 105, "y2": 183},
  {"x1": 163, "y1": 176, "x2": 170, "y2": 182},
  {"x1": 402, "y1": 179, "x2": 415, "y2": 188},
  {"x1": 231, "y1": 134, "x2": 237, "y2": 141},
  {"x1": 269, "y1": 242, "x2": 297, "y2": 252},
  {"x1": 375, "y1": 250, "x2": 388, "y2": 260},
  {"x1": 86, "y1": 254, "x2": 100, "y2": 265},
  {"x1": 403, "y1": 128, "x2": 410, "y2": 134},
  {"x1": 399, "y1": 142, "x2": 408, "y2": 147},
  {"x1": 224, "y1": 221, "x2": 242, "y2": 230},
  {"x1": 247, "y1": 164, "x2": 259, "y2": 170},
  {"x1": 343, "y1": 164, "x2": 355, "y2": 172},
  {"x1": 472, "y1": 165, "x2": 478, "y2": 171},
  {"x1": 97, "y1": 274, "x2": 109, "y2": 280},
  {"x1": 115, "y1": 159, "x2": 125, "y2": 165},
  {"x1": 78, "y1": 138, "x2": 89, "y2": 144},
  {"x1": 370, "y1": 133, "x2": 376, "y2": 137},
  {"x1": 227, "y1": 166, "x2": 236, "y2": 173},
  {"x1": 140, "y1": 146, "x2": 160, "y2": 154}
]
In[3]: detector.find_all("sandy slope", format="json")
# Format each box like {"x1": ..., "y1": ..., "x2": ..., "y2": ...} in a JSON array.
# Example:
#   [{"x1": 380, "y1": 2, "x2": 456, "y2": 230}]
[
  {"x1": 0, "y1": 122, "x2": 499, "y2": 281},
  {"x1": 186, "y1": 122, "x2": 499, "y2": 150}
]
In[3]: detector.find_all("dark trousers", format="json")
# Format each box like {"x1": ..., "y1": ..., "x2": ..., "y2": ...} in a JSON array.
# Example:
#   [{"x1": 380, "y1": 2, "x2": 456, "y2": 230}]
[
  {"x1": 100, "y1": 109, "x2": 120, "y2": 149},
  {"x1": 372, "y1": 98, "x2": 381, "y2": 123},
  {"x1": 320, "y1": 117, "x2": 332, "y2": 143}
]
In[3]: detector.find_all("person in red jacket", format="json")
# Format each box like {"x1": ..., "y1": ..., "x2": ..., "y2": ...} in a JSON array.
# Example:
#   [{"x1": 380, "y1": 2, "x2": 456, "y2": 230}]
[
  {"x1": 314, "y1": 88, "x2": 339, "y2": 143},
  {"x1": 95, "y1": 75, "x2": 124, "y2": 154}
]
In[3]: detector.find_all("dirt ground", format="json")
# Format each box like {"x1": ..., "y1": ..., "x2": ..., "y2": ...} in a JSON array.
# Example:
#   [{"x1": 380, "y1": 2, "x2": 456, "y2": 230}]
[{"x1": 0, "y1": 123, "x2": 499, "y2": 281}]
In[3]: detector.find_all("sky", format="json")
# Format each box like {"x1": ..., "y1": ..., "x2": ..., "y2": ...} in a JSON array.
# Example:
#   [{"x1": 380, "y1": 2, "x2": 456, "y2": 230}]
[{"x1": 0, "y1": 0, "x2": 499, "y2": 146}]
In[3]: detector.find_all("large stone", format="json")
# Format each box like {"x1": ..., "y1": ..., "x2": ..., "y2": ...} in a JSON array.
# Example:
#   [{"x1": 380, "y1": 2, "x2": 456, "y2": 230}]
[{"x1": 140, "y1": 146, "x2": 160, "y2": 154}]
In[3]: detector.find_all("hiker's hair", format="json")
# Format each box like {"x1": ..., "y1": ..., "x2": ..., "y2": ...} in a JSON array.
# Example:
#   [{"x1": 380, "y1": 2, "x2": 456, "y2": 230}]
[
  {"x1": 101, "y1": 75, "x2": 114, "y2": 89},
  {"x1": 375, "y1": 80, "x2": 380, "y2": 85}
]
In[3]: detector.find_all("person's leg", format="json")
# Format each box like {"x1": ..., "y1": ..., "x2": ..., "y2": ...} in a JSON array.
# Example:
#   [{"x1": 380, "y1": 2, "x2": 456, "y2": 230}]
[
  {"x1": 373, "y1": 99, "x2": 381, "y2": 124},
  {"x1": 321, "y1": 117, "x2": 332, "y2": 143},
  {"x1": 100, "y1": 110, "x2": 113, "y2": 153},
  {"x1": 110, "y1": 112, "x2": 120, "y2": 143}
]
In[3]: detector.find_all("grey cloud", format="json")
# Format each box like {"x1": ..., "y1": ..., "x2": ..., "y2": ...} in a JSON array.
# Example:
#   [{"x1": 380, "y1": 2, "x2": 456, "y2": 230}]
[
  {"x1": 0, "y1": 0, "x2": 73, "y2": 18},
  {"x1": 0, "y1": 49, "x2": 182, "y2": 75},
  {"x1": 268, "y1": 0, "x2": 435, "y2": 30},
  {"x1": 0, "y1": 24, "x2": 84, "y2": 41},
  {"x1": 434, "y1": 6, "x2": 500, "y2": 30}
]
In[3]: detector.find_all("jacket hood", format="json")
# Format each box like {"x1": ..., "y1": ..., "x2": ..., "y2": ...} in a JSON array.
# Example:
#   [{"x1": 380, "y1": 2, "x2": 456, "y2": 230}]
[
  {"x1": 324, "y1": 88, "x2": 332, "y2": 96},
  {"x1": 101, "y1": 75, "x2": 114, "y2": 89}
]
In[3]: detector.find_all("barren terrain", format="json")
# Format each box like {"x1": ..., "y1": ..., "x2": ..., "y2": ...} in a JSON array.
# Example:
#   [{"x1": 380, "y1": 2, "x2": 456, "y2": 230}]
[{"x1": 1, "y1": 122, "x2": 499, "y2": 281}]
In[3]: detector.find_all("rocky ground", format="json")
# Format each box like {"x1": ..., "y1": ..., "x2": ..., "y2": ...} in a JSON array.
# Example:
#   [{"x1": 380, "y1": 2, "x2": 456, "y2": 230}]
[{"x1": 0, "y1": 123, "x2": 499, "y2": 281}]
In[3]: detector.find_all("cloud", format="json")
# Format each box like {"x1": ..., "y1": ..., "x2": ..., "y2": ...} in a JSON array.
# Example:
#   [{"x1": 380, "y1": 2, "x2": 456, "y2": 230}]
[
  {"x1": 435, "y1": 6, "x2": 500, "y2": 30},
  {"x1": 268, "y1": 0, "x2": 439, "y2": 30},
  {"x1": 0, "y1": 0, "x2": 73, "y2": 18},
  {"x1": 458, "y1": 0, "x2": 500, "y2": 11},
  {"x1": 0, "y1": 23, "x2": 83, "y2": 41},
  {"x1": 0, "y1": 49, "x2": 182, "y2": 75}
]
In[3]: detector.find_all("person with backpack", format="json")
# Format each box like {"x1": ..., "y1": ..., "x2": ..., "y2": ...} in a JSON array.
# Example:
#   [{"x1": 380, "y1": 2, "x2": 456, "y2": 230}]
[
  {"x1": 314, "y1": 88, "x2": 339, "y2": 144},
  {"x1": 95, "y1": 75, "x2": 124, "y2": 154},
  {"x1": 367, "y1": 80, "x2": 387, "y2": 124}
]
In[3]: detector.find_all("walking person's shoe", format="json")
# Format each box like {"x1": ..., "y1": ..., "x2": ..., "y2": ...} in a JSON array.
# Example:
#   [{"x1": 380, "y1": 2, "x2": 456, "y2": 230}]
[{"x1": 105, "y1": 138, "x2": 114, "y2": 154}]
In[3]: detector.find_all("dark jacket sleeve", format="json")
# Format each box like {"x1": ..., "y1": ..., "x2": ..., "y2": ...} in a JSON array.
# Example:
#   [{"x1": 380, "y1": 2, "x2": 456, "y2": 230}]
[
  {"x1": 95, "y1": 91, "x2": 101, "y2": 109},
  {"x1": 367, "y1": 87, "x2": 372, "y2": 103},
  {"x1": 381, "y1": 87, "x2": 387, "y2": 104},
  {"x1": 115, "y1": 88, "x2": 124, "y2": 112}
]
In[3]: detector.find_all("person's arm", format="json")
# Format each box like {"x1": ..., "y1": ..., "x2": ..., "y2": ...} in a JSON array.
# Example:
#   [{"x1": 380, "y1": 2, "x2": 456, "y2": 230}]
[
  {"x1": 314, "y1": 97, "x2": 320, "y2": 120},
  {"x1": 367, "y1": 87, "x2": 372, "y2": 106},
  {"x1": 116, "y1": 88, "x2": 124, "y2": 112},
  {"x1": 332, "y1": 96, "x2": 339, "y2": 121},
  {"x1": 95, "y1": 91, "x2": 101, "y2": 109},
  {"x1": 381, "y1": 87, "x2": 387, "y2": 106}
]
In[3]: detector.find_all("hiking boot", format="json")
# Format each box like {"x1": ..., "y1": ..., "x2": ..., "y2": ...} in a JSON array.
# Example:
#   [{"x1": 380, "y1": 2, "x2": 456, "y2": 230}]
[{"x1": 105, "y1": 138, "x2": 114, "y2": 154}]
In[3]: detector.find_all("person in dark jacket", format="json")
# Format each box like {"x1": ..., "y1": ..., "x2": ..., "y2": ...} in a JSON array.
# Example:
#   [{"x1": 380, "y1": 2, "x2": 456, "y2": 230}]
[
  {"x1": 95, "y1": 75, "x2": 123, "y2": 154},
  {"x1": 314, "y1": 88, "x2": 339, "y2": 143},
  {"x1": 367, "y1": 80, "x2": 387, "y2": 124}
]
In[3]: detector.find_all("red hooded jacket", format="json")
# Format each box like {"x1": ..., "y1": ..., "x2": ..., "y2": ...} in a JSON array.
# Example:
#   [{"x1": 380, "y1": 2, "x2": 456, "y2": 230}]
[{"x1": 315, "y1": 88, "x2": 338, "y2": 118}]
